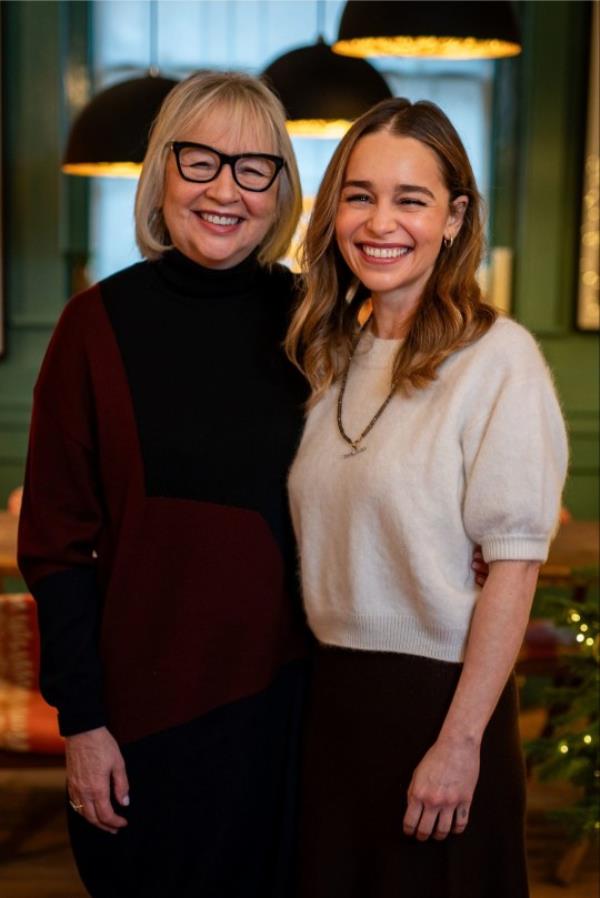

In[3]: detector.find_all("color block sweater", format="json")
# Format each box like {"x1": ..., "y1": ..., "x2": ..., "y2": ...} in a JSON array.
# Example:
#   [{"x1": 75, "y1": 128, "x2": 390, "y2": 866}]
[
  {"x1": 288, "y1": 317, "x2": 568, "y2": 663},
  {"x1": 18, "y1": 250, "x2": 309, "y2": 743}
]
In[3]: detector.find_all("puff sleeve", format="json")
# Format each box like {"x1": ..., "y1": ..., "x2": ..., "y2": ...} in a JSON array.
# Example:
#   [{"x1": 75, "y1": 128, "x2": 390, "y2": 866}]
[{"x1": 461, "y1": 335, "x2": 568, "y2": 564}]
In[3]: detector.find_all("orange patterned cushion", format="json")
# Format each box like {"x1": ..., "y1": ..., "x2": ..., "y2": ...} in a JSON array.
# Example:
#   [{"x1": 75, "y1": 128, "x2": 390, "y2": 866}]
[{"x1": 0, "y1": 594, "x2": 64, "y2": 754}]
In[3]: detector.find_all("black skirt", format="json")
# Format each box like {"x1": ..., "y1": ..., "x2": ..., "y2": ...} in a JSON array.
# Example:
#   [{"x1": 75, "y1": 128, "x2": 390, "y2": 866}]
[
  {"x1": 67, "y1": 659, "x2": 307, "y2": 898},
  {"x1": 297, "y1": 647, "x2": 529, "y2": 898}
]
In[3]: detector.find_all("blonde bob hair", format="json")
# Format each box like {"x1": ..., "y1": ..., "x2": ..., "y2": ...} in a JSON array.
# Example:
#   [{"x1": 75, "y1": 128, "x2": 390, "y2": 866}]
[
  {"x1": 135, "y1": 70, "x2": 302, "y2": 267},
  {"x1": 286, "y1": 97, "x2": 496, "y2": 404}
]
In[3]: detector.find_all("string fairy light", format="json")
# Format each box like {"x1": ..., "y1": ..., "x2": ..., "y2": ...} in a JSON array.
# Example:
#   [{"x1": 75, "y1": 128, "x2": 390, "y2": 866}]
[{"x1": 530, "y1": 583, "x2": 599, "y2": 838}]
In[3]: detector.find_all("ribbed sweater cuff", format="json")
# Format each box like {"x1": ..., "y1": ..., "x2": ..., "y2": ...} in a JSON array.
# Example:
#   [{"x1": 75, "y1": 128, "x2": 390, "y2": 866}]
[
  {"x1": 58, "y1": 707, "x2": 107, "y2": 738},
  {"x1": 481, "y1": 535, "x2": 550, "y2": 563}
]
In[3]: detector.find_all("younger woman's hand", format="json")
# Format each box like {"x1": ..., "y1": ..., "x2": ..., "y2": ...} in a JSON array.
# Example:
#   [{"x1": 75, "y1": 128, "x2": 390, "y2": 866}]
[
  {"x1": 402, "y1": 736, "x2": 480, "y2": 841},
  {"x1": 472, "y1": 545, "x2": 489, "y2": 587}
]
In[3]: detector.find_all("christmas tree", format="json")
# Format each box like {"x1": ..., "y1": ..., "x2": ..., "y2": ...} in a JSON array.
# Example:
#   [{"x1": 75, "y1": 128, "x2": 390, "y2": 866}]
[{"x1": 525, "y1": 572, "x2": 599, "y2": 841}]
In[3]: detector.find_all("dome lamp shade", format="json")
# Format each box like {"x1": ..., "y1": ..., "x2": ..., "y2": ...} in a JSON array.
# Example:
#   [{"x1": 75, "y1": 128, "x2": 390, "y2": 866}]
[
  {"x1": 334, "y1": 1, "x2": 522, "y2": 60},
  {"x1": 262, "y1": 39, "x2": 392, "y2": 138},
  {"x1": 62, "y1": 74, "x2": 178, "y2": 178}
]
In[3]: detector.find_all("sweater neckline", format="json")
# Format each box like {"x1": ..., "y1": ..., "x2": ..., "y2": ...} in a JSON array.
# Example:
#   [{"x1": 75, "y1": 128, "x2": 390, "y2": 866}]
[
  {"x1": 152, "y1": 249, "x2": 261, "y2": 299},
  {"x1": 353, "y1": 329, "x2": 404, "y2": 370}
]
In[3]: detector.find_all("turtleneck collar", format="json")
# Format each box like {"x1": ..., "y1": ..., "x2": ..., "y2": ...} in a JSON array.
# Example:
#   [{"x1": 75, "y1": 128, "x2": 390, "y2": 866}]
[{"x1": 153, "y1": 248, "x2": 261, "y2": 299}]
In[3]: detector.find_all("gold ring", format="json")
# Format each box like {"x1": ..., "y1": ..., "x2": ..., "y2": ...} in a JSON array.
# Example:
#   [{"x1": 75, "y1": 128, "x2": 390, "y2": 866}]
[{"x1": 69, "y1": 799, "x2": 84, "y2": 812}]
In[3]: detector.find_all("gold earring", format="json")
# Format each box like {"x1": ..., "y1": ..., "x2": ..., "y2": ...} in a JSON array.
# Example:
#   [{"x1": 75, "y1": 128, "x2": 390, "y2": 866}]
[{"x1": 443, "y1": 235, "x2": 454, "y2": 249}]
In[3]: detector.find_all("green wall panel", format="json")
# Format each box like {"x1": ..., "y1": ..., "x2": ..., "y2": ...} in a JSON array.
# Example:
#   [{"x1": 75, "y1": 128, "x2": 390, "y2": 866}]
[
  {"x1": 0, "y1": 1, "x2": 68, "y2": 503},
  {"x1": 541, "y1": 336, "x2": 599, "y2": 413},
  {"x1": 513, "y1": 0, "x2": 589, "y2": 336},
  {"x1": 3, "y1": 1, "x2": 67, "y2": 322},
  {"x1": 564, "y1": 475, "x2": 599, "y2": 520},
  {"x1": 511, "y1": 1, "x2": 598, "y2": 519}
]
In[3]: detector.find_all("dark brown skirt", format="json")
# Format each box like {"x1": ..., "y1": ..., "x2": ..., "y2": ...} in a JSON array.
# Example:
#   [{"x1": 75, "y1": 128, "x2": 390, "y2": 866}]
[{"x1": 297, "y1": 646, "x2": 529, "y2": 898}]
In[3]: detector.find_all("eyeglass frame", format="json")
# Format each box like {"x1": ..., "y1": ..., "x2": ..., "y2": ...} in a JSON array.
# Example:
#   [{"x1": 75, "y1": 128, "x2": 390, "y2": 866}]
[{"x1": 169, "y1": 141, "x2": 285, "y2": 192}]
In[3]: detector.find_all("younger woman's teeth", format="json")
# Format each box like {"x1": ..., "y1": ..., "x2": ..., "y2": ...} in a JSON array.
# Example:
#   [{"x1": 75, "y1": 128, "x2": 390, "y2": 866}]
[
  {"x1": 201, "y1": 212, "x2": 240, "y2": 226},
  {"x1": 362, "y1": 245, "x2": 410, "y2": 259}
]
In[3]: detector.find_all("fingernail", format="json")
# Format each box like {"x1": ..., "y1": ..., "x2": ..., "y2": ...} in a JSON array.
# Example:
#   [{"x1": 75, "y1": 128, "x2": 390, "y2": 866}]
[{"x1": 121, "y1": 795, "x2": 130, "y2": 806}]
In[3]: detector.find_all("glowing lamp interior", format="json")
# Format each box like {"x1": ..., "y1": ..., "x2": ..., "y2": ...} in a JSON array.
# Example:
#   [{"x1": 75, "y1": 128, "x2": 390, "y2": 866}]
[
  {"x1": 286, "y1": 119, "x2": 353, "y2": 139},
  {"x1": 333, "y1": 35, "x2": 521, "y2": 60},
  {"x1": 61, "y1": 162, "x2": 143, "y2": 178}
]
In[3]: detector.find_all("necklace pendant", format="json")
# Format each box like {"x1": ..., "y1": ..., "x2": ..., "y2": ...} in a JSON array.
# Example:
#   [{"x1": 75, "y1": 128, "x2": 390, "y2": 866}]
[{"x1": 342, "y1": 444, "x2": 367, "y2": 459}]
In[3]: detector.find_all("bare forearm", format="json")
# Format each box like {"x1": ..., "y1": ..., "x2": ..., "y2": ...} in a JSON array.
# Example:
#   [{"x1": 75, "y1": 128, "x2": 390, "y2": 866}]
[
  {"x1": 439, "y1": 560, "x2": 540, "y2": 748},
  {"x1": 402, "y1": 560, "x2": 540, "y2": 840}
]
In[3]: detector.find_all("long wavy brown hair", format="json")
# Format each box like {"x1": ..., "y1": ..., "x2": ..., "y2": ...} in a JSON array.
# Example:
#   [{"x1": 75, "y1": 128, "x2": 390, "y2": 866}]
[{"x1": 285, "y1": 98, "x2": 496, "y2": 404}]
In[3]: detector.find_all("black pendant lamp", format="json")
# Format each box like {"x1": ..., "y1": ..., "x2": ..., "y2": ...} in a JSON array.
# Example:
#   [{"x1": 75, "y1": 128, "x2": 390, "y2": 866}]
[
  {"x1": 62, "y1": 73, "x2": 177, "y2": 177},
  {"x1": 62, "y1": 0, "x2": 177, "y2": 177},
  {"x1": 262, "y1": 38, "x2": 392, "y2": 138},
  {"x1": 334, "y1": 1, "x2": 522, "y2": 60}
]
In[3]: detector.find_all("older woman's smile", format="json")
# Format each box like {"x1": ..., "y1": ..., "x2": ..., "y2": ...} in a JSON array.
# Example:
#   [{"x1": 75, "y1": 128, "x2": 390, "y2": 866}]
[
  {"x1": 197, "y1": 211, "x2": 244, "y2": 227},
  {"x1": 163, "y1": 111, "x2": 279, "y2": 269}
]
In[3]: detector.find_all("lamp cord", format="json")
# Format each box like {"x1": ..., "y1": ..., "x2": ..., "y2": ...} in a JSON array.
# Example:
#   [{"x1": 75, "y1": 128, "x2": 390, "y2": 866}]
[
  {"x1": 316, "y1": 0, "x2": 325, "y2": 41},
  {"x1": 149, "y1": 0, "x2": 159, "y2": 76}
]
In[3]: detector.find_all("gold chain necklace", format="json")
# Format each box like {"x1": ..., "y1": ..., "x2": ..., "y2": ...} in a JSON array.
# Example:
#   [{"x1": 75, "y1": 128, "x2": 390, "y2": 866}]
[{"x1": 336, "y1": 324, "x2": 397, "y2": 459}]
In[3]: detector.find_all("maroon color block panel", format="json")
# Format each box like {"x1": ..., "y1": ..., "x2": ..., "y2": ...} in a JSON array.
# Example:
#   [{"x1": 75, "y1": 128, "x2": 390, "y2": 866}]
[
  {"x1": 102, "y1": 497, "x2": 305, "y2": 743},
  {"x1": 19, "y1": 286, "x2": 147, "y2": 586},
  {"x1": 19, "y1": 287, "x2": 109, "y2": 584}
]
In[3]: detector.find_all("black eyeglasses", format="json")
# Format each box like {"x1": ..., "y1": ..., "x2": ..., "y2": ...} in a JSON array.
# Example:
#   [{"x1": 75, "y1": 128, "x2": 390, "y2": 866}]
[{"x1": 169, "y1": 141, "x2": 285, "y2": 192}]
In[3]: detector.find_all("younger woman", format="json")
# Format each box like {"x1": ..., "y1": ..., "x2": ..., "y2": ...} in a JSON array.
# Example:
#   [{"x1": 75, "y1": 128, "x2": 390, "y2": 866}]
[{"x1": 287, "y1": 98, "x2": 568, "y2": 898}]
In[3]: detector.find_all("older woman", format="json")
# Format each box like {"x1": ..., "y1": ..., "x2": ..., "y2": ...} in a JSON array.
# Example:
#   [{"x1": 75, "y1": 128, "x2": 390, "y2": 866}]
[
  {"x1": 18, "y1": 71, "x2": 308, "y2": 898},
  {"x1": 287, "y1": 98, "x2": 568, "y2": 898}
]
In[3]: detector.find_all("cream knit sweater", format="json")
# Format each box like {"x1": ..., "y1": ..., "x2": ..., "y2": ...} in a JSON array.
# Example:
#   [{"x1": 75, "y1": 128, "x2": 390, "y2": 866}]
[{"x1": 288, "y1": 317, "x2": 569, "y2": 663}]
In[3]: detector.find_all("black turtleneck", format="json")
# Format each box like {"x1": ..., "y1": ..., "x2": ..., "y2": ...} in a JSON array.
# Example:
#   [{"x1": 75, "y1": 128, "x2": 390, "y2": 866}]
[
  {"x1": 103, "y1": 251, "x2": 307, "y2": 537},
  {"x1": 19, "y1": 250, "x2": 310, "y2": 743}
]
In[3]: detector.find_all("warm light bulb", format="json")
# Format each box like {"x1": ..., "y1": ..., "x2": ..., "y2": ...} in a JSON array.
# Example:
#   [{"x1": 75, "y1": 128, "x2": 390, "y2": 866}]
[
  {"x1": 559, "y1": 743, "x2": 569, "y2": 754},
  {"x1": 580, "y1": 623, "x2": 589, "y2": 632},
  {"x1": 62, "y1": 161, "x2": 142, "y2": 178},
  {"x1": 583, "y1": 734, "x2": 593, "y2": 745},
  {"x1": 585, "y1": 637, "x2": 594, "y2": 646},
  {"x1": 576, "y1": 633, "x2": 585, "y2": 643},
  {"x1": 333, "y1": 35, "x2": 521, "y2": 60},
  {"x1": 570, "y1": 611, "x2": 581, "y2": 622},
  {"x1": 286, "y1": 119, "x2": 353, "y2": 139}
]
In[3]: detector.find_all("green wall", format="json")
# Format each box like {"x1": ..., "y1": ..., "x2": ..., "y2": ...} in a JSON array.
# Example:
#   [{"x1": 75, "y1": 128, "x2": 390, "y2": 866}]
[
  {"x1": 513, "y1": 0, "x2": 598, "y2": 517},
  {"x1": 0, "y1": 0, "x2": 598, "y2": 516},
  {"x1": 0, "y1": 1, "x2": 88, "y2": 507},
  {"x1": 1, "y1": 1, "x2": 67, "y2": 501}
]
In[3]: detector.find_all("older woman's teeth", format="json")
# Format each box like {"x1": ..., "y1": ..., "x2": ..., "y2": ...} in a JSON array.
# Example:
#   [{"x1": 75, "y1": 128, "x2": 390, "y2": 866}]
[
  {"x1": 201, "y1": 212, "x2": 240, "y2": 226},
  {"x1": 362, "y1": 245, "x2": 410, "y2": 259}
]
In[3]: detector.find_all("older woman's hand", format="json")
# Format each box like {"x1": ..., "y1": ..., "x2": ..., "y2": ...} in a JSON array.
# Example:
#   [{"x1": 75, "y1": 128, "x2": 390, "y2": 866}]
[{"x1": 65, "y1": 726, "x2": 130, "y2": 834}]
